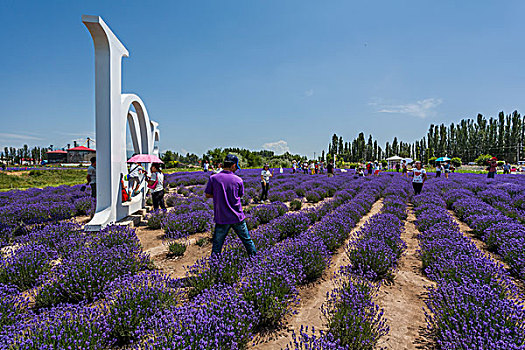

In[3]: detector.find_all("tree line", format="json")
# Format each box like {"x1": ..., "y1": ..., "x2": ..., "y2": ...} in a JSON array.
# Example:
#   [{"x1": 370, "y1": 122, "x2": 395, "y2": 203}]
[
  {"x1": 328, "y1": 110, "x2": 525, "y2": 164},
  {"x1": 1, "y1": 146, "x2": 48, "y2": 165}
]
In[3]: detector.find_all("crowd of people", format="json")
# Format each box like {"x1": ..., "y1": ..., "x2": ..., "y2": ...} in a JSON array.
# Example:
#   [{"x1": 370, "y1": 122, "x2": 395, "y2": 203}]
[{"x1": 86, "y1": 156, "x2": 167, "y2": 211}]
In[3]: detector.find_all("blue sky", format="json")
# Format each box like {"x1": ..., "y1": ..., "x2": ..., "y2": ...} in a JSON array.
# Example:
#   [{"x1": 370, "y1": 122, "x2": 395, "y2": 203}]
[{"x1": 1, "y1": 1, "x2": 525, "y2": 157}]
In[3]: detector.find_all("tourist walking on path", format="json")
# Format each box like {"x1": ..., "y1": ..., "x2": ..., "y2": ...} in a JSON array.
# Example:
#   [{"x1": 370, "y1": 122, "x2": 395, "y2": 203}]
[
  {"x1": 205, "y1": 154, "x2": 257, "y2": 256},
  {"x1": 503, "y1": 161, "x2": 511, "y2": 174},
  {"x1": 86, "y1": 157, "x2": 96, "y2": 198},
  {"x1": 366, "y1": 162, "x2": 373, "y2": 176},
  {"x1": 374, "y1": 162, "x2": 381, "y2": 176},
  {"x1": 411, "y1": 161, "x2": 427, "y2": 195},
  {"x1": 487, "y1": 157, "x2": 498, "y2": 179},
  {"x1": 444, "y1": 161, "x2": 451, "y2": 178},
  {"x1": 148, "y1": 163, "x2": 166, "y2": 210},
  {"x1": 260, "y1": 164, "x2": 273, "y2": 202},
  {"x1": 327, "y1": 161, "x2": 334, "y2": 177},
  {"x1": 402, "y1": 160, "x2": 408, "y2": 177}
]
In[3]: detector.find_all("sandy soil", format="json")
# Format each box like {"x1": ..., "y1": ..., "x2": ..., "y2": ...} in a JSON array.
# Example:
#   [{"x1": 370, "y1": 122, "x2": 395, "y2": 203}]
[
  {"x1": 447, "y1": 209, "x2": 511, "y2": 269},
  {"x1": 376, "y1": 205, "x2": 435, "y2": 350},
  {"x1": 250, "y1": 199, "x2": 385, "y2": 350},
  {"x1": 134, "y1": 195, "x2": 335, "y2": 278}
]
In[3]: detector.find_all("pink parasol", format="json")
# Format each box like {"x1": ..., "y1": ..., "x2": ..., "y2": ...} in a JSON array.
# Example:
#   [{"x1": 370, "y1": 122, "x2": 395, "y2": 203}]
[{"x1": 127, "y1": 154, "x2": 164, "y2": 163}]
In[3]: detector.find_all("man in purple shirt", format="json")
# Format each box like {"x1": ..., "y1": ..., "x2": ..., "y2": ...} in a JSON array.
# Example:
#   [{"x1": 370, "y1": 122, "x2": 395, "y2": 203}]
[{"x1": 205, "y1": 154, "x2": 257, "y2": 256}]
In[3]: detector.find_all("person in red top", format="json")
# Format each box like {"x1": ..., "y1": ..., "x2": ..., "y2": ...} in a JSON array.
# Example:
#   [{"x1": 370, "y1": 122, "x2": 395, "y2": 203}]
[{"x1": 487, "y1": 157, "x2": 498, "y2": 179}]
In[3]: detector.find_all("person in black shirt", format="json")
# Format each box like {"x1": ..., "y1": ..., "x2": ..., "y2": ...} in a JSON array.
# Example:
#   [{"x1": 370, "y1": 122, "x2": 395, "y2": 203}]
[{"x1": 327, "y1": 161, "x2": 334, "y2": 177}]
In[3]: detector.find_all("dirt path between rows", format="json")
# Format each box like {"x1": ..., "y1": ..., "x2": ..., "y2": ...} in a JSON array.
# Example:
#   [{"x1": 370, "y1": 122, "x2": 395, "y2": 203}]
[
  {"x1": 447, "y1": 209, "x2": 511, "y2": 270},
  {"x1": 376, "y1": 205, "x2": 434, "y2": 350},
  {"x1": 250, "y1": 198, "x2": 384, "y2": 350},
  {"x1": 136, "y1": 196, "x2": 336, "y2": 279}
]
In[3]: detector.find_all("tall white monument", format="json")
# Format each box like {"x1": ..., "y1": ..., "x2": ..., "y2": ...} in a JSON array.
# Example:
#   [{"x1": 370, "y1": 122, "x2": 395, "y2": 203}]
[{"x1": 82, "y1": 15, "x2": 160, "y2": 231}]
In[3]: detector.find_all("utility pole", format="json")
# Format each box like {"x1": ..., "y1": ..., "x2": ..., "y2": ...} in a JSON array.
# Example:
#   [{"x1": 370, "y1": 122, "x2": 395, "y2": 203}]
[{"x1": 87, "y1": 137, "x2": 91, "y2": 149}]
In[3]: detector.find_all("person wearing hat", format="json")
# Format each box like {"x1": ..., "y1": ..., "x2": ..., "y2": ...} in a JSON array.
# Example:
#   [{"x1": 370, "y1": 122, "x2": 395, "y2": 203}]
[
  {"x1": 204, "y1": 154, "x2": 257, "y2": 256},
  {"x1": 260, "y1": 164, "x2": 273, "y2": 203},
  {"x1": 487, "y1": 157, "x2": 498, "y2": 179}
]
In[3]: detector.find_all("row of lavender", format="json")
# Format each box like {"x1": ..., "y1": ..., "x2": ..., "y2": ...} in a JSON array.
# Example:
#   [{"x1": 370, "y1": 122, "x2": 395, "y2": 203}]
[
  {"x1": 129, "y1": 177, "x2": 388, "y2": 348},
  {"x1": 435, "y1": 175, "x2": 525, "y2": 280},
  {"x1": 149, "y1": 171, "x2": 359, "y2": 239},
  {"x1": 165, "y1": 169, "x2": 345, "y2": 205},
  {"x1": 412, "y1": 184, "x2": 525, "y2": 349},
  {"x1": 0, "y1": 173, "x2": 370, "y2": 348},
  {"x1": 0, "y1": 181, "x2": 330, "y2": 348},
  {"x1": 290, "y1": 177, "x2": 410, "y2": 349},
  {"x1": 0, "y1": 185, "x2": 94, "y2": 246}
]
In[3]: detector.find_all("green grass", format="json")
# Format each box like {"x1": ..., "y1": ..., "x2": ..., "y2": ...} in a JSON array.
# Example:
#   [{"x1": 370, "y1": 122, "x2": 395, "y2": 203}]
[{"x1": 0, "y1": 169, "x2": 86, "y2": 191}]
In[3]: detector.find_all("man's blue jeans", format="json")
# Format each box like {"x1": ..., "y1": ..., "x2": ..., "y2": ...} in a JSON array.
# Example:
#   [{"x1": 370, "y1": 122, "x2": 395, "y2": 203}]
[{"x1": 212, "y1": 220, "x2": 257, "y2": 256}]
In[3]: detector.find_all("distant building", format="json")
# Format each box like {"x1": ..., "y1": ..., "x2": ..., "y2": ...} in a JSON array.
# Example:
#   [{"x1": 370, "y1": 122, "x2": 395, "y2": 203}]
[
  {"x1": 47, "y1": 150, "x2": 67, "y2": 163},
  {"x1": 67, "y1": 146, "x2": 96, "y2": 163}
]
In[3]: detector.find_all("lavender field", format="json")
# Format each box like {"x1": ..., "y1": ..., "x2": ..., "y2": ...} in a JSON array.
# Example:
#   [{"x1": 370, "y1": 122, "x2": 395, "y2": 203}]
[{"x1": 0, "y1": 170, "x2": 524, "y2": 349}]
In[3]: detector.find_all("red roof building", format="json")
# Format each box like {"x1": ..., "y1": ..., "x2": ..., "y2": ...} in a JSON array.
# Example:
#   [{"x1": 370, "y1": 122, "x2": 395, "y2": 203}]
[
  {"x1": 67, "y1": 146, "x2": 96, "y2": 163},
  {"x1": 67, "y1": 146, "x2": 96, "y2": 152},
  {"x1": 46, "y1": 150, "x2": 67, "y2": 163}
]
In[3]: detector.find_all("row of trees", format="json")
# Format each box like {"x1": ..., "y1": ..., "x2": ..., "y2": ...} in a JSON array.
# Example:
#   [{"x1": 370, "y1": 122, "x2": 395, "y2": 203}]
[
  {"x1": 202, "y1": 148, "x2": 305, "y2": 168},
  {"x1": 0, "y1": 146, "x2": 48, "y2": 165},
  {"x1": 328, "y1": 110, "x2": 525, "y2": 164}
]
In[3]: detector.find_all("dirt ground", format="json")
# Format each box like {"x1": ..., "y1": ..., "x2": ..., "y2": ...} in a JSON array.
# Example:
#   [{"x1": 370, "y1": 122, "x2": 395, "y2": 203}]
[
  {"x1": 134, "y1": 195, "x2": 335, "y2": 280},
  {"x1": 376, "y1": 206, "x2": 435, "y2": 350},
  {"x1": 250, "y1": 199, "x2": 384, "y2": 350}
]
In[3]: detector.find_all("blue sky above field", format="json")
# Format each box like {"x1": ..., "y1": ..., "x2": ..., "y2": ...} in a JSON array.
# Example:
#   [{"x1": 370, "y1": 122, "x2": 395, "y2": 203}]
[{"x1": 1, "y1": 1, "x2": 525, "y2": 157}]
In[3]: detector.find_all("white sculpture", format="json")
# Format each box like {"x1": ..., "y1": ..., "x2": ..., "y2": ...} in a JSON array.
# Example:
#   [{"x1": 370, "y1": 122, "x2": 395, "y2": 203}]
[{"x1": 82, "y1": 15, "x2": 160, "y2": 231}]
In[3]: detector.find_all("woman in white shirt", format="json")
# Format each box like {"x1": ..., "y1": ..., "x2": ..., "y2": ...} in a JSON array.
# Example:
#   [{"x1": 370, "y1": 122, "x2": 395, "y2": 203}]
[
  {"x1": 260, "y1": 164, "x2": 273, "y2": 202},
  {"x1": 411, "y1": 161, "x2": 427, "y2": 195},
  {"x1": 148, "y1": 163, "x2": 166, "y2": 210}
]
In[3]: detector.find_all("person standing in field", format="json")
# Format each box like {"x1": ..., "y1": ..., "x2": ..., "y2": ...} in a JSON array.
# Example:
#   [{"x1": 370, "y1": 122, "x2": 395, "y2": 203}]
[
  {"x1": 292, "y1": 160, "x2": 297, "y2": 174},
  {"x1": 443, "y1": 161, "x2": 451, "y2": 178},
  {"x1": 86, "y1": 157, "x2": 97, "y2": 198},
  {"x1": 487, "y1": 157, "x2": 498, "y2": 179},
  {"x1": 374, "y1": 162, "x2": 381, "y2": 176},
  {"x1": 203, "y1": 160, "x2": 209, "y2": 172},
  {"x1": 503, "y1": 161, "x2": 511, "y2": 174},
  {"x1": 260, "y1": 164, "x2": 273, "y2": 203},
  {"x1": 395, "y1": 162, "x2": 400, "y2": 172},
  {"x1": 435, "y1": 162, "x2": 442, "y2": 178},
  {"x1": 402, "y1": 160, "x2": 408, "y2": 177},
  {"x1": 205, "y1": 154, "x2": 257, "y2": 256},
  {"x1": 327, "y1": 161, "x2": 334, "y2": 177},
  {"x1": 148, "y1": 163, "x2": 166, "y2": 210},
  {"x1": 128, "y1": 159, "x2": 144, "y2": 196},
  {"x1": 213, "y1": 163, "x2": 223, "y2": 174},
  {"x1": 411, "y1": 161, "x2": 427, "y2": 195}
]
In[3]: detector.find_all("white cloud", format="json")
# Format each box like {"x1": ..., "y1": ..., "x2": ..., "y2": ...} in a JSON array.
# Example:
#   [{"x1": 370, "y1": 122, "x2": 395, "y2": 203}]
[
  {"x1": 371, "y1": 98, "x2": 442, "y2": 118},
  {"x1": 262, "y1": 140, "x2": 290, "y2": 155},
  {"x1": 304, "y1": 89, "x2": 314, "y2": 97},
  {"x1": 0, "y1": 133, "x2": 43, "y2": 141}
]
